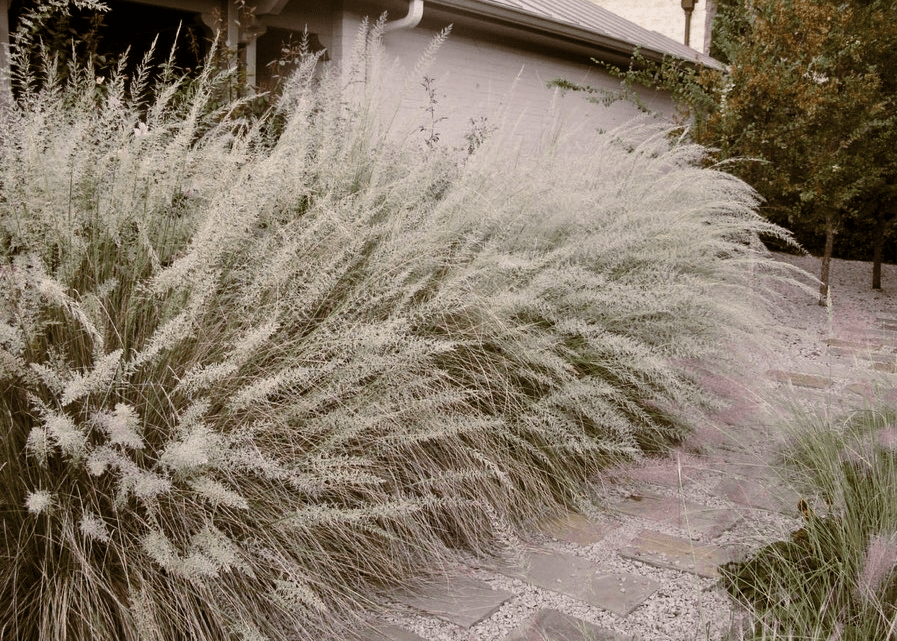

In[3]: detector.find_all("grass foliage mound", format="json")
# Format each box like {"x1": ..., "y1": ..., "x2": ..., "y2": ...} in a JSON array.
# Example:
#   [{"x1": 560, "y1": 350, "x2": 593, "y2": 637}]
[
  {"x1": 0, "y1": 21, "x2": 799, "y2": 641},
  {"x1": 724, "y1": 407, "x2": 897, "y2": 640}
]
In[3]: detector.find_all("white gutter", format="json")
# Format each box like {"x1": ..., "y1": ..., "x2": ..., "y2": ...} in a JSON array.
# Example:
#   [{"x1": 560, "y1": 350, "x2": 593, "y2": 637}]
[{"x1": 383, "y1": 0, "x2": 424, "y2": 32}]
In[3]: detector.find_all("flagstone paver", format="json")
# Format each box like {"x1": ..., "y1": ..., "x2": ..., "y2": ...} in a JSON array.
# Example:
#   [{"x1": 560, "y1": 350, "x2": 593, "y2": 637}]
[
  {"x1": 766, "y1": 370, "x2": 833, "y2": 389},
  {"x1": 503, "y1": 609, "x2": 634, "y2": 641},
  {"x1": 395, "y1": 576, "x2": 514, "y2": 628},
  {"x1": 715, "y1": 477, "x2": 799, "y2": 515},
  {"x1": 774, "y1": 359, "x2": 896, "y2": 381},
  {"x1": 713, "y1": 465, "x2": 801, "y2": 515},
  {"x1": 538, "y1": 513, "x2": 610, "y2": 546},
  {"x1": 842, "y1": 329, "x2": 897, "y2": 343},
  {"x1": 363, "y1": 623, "x2": 428, "y2": 641},
  {"x1": 501, "y1": 550, "x2": 660, "y2": 616},
  {"x1": 828, "y1": 336, "x2": 897, "y2": 350},
  {"x1": 612, "y1": 493, "x2": 741, "y2": 540},
  {"x1": 621, "y1": 460, "x2": 698, "y2": 489},
  {"x1": 827, "y1": 346, "x2": 897, "y2": 363},
  {"x1": 620, "y1": 530, "x2": 733, "y2": 579},
  {"x1": 845, "y1": 382, "x2": 897, "y2": 403},
  {"x1": 827, "y1": 337, "x2": 889, "y2": 349}
]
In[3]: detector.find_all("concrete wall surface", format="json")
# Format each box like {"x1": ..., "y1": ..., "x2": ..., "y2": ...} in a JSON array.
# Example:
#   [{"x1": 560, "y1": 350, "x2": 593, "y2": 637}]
[{"x1": 334, "y1": 6, "x2": 676, "y2": 151}]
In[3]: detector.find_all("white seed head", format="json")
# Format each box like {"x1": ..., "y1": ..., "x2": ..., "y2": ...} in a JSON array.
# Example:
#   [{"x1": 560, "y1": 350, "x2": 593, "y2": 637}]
[
  {"x1": 61, "y1": 349, "x2": 123, "y2": 405},
  {"x1": 160, "y1": 424, "x2": 221, "y2": 472},
  {"x1": 131, "y1": 470, "x2": 172, "y2": 500},
  {"x1": 143, "y1": 530, "x2": 178, "y2": 570},
  {"x1": 190, "y1": 477, "x2": 249, "y2": 510},
  {"x1": 25, "y1": 489, "x2": 54, "y2": 515},
  {"x1": 273, "y1": 579, "x2": 328, "y2": 612},
  {"x1": 179, "y1": 551, "x2": 219, "y2": 579},
  {"x1": 45, "y1": 411, "x2": 87, "y2": 460},
  {"x1": 79, "y1": 511, "x2": 111, "y2": 543},
  {"x1": 25, "y1": 426, "x2": 50, "y2": 465},
  {"x1": 233, "y1": 622, "x2": 269, "y2": 641},
  {"x1": 86, "y1": 445, "x2": 121, "y2": 476},
  {"x1": 94, "y1": 403, "x2": 144, "y2": 449}
]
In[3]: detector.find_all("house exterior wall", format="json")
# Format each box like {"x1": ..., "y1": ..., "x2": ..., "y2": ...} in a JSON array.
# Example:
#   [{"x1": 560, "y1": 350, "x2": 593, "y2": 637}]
[
  {"x1": 0, "y1": 0, "x2": 678, "y2": 140},
  {"x1": 333, "y1": 5, "x2": 676, "y2": 150},
  {"x1": 584, "y1": 0, "x2": 716, "y2": 54}
]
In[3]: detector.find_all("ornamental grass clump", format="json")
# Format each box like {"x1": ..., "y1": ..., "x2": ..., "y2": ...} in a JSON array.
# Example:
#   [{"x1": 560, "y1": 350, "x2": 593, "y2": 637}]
[
  {"x1": 0, "y1": 14, "x2": 804, "y2": 641},
  {"x1": 723, "y1": 407, "x2": 897, "y2": 640}
]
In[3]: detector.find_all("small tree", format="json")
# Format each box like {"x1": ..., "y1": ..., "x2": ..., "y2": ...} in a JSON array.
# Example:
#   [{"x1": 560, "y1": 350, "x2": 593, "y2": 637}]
[{"x1": 709, "y1": 0, "x2": 897, "y2": 300}]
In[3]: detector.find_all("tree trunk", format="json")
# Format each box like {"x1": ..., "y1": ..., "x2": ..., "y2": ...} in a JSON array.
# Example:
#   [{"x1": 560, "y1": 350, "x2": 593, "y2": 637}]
[
  {"x1": 873, "y1": 211, "x2": 885, "y2": 290},
  {"x1": 819, "y1": 209, "x2": 835, "y2": 305}
]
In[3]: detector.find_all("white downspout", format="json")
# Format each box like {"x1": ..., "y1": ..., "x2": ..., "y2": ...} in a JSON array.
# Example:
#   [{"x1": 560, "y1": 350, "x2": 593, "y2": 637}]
[{"x1": 383, "y1": 0, "x2": 423, "y2": 33}]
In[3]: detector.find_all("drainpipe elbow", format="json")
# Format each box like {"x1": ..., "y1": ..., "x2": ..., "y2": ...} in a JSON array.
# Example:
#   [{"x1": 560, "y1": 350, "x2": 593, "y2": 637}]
[{"x1": 383, "y1": 0, "x2": 424, "y2": 33}]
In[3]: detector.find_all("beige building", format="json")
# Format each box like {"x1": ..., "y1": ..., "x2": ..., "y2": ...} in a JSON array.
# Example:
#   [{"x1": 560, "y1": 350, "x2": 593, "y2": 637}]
[
  {"x1": 585, "y1": 0, "x2": 717, "y2": 54},
  {"x1": 1, "y1": 0, "x2": 720, "y2": 143}
]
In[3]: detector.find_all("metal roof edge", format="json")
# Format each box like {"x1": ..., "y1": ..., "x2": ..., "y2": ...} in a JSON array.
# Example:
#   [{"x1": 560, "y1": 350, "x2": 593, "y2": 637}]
[{"x1": 425, "y1": 0, "x2": 723, "y2": 69}]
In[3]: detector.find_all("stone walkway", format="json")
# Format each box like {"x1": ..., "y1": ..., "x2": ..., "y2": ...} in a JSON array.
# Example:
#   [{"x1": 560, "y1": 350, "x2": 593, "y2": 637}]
[{"x1": 362, "y1": 316, "x2": 897, "y2": 641}]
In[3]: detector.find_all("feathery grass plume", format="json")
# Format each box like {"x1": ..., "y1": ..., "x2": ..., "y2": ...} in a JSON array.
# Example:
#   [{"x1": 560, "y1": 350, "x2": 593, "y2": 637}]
[
  {"x1": 857, "y1": 531, "x2": 897, "y2": 608},
  {"x1": 189, "y1": 476, "x2": 249, "y2": 510},
  {"x1": 1, "y1": 7, "x2": 810, "y2": 640},
  {"x1": 159, "y1": 423, "x2": 222, "y2": 472},
  {"x1": 78, "y1": 510, "x2": 112, "y2": 543},
  {"x1": 25, "y1": 489, "x2": 54, "y2": 515},
  {"x1": 44, "y1": 409, "x2": 88, "y2": 460},
  {"x1": 93, "y1": 402, "x2": 144, "y2": 449},
  {"x1": 878, "y1": 424, "x2": 897, "y2": 452},
  {"x1": 60, "y1": 347, "x2": 123, "y2": 405}
]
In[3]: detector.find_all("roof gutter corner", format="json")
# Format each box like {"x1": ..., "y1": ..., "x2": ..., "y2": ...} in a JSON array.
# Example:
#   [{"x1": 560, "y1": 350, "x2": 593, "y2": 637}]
[{"x1": 384, "y1": 0, "x2": 424, "y2": 32}]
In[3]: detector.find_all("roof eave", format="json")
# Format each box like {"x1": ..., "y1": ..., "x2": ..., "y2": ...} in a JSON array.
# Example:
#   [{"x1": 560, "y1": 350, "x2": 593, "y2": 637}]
[{"x1": 426, "y1": 0, "x2": 722, "y2": 70}]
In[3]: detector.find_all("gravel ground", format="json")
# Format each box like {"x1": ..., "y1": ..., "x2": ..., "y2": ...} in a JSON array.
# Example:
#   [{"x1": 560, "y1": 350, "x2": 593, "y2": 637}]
[
  {"x1": 765, "y1": 251, "x2": 897, "y2": 364},
  {"x1": 375, "y1": 252, "x2": 897, "y2": 641}
]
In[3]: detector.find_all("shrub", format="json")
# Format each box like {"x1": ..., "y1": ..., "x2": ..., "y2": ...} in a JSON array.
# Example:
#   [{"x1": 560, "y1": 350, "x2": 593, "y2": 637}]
[
  {"x1": 722, "y1": 407, "x2": 897, "y2": 640},
  {"x1": 0, "y1": 14, "x2": 804, "y2": 641}
]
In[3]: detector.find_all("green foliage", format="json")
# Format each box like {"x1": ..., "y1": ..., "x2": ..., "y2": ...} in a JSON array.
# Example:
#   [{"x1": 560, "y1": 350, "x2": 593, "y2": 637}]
[
  {"x1": 0, "y1": 14, "x2": 804, "y2": 641},
  {"x1": 711, "y1": 1, "x2": 897, "y2": 215},
  {"x1": 708, "y1": 0, "x2": 749, "y2": 65},
  {"x1": 722, "y1": 408, "x2": 897, "y2": 640},
  {"x1": 711, "y1": 0, "x2": 897, "y2": 276},
  {"x1": 550, "y1": 48, "x2": 723, "y2": 135}
]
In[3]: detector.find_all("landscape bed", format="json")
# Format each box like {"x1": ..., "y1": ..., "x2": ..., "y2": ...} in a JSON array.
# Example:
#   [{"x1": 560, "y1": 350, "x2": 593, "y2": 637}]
[{"x1": 0, "y1": 19, "x2": 828, "y2": 641}]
